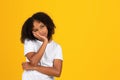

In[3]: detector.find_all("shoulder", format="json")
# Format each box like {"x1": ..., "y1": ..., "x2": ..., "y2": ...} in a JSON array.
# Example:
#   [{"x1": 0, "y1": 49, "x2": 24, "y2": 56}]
[
  {"x1": 24, "y1": 39, "x2": 38, "y2": 45},
  {"x1": 24, "y1": 39, "x2": 34, "y2": 44},
  {"x1": 51, "y1": 41, "x2": 62, "y2": 50}
]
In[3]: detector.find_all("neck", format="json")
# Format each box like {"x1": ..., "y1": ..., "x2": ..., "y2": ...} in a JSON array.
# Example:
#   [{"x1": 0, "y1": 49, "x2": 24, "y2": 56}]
[{"x1": 48, "y1": 38, "x2": 52, "y2": 43}]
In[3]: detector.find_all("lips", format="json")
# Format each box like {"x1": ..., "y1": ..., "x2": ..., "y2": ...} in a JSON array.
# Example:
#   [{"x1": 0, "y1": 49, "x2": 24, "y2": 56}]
[{"x1": 39, "y1": 33, "x2": 46, "y2": 36}]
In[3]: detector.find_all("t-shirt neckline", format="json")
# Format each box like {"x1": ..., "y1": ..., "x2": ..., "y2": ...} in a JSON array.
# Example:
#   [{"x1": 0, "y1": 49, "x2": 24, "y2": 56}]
[{"x1": 36, "y1": 40, "x2": 53, "y2": 45}]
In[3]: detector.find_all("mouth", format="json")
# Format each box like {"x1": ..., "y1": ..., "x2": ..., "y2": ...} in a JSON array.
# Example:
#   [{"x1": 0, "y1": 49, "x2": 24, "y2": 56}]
[{"x1": 40, "y1": 33, "x2": 47, "y2": 37}]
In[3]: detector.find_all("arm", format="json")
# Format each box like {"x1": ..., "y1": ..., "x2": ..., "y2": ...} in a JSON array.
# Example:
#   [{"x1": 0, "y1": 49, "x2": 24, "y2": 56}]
[
  {"x1": 25, "y1": 32, "x2": 48, "y2": 66},
  {"x1": 22, "y1": 59, "x2": 63, "y2": 77},
  {"x1": 26, "y1": 40, "x2": 48, "y2": 66}
]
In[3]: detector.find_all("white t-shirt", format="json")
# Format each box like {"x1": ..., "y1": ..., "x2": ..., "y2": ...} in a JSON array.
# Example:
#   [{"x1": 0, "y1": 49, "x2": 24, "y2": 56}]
[{"x1": 22, "y1": 39, "x2": 63, "y2": 80}]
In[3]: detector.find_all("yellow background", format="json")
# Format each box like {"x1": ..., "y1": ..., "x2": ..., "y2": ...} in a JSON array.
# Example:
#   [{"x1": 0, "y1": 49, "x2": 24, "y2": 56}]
[{"x1": 0, "y1": 0, "x2": 120, "y2": 80}]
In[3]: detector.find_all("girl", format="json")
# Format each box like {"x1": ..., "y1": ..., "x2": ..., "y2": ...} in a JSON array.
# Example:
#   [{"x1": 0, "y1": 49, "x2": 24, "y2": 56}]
[{"x1": 21, "y1": 12, "x2": 63, "y2": 80}]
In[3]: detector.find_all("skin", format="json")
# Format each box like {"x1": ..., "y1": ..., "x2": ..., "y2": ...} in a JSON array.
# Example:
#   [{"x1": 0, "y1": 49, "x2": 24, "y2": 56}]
[{"x1": 22, "y1": 20, "x2": 63, "y2": 77}]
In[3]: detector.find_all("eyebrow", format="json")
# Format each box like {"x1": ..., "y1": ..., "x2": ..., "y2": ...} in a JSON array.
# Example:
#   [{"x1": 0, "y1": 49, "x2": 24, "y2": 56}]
[
  {"x1": 40, "y1": 23, "x2": 45, "y2": 26},
  {"x1": 32, "y1": 29, "x2": 38, "y2": 31}
]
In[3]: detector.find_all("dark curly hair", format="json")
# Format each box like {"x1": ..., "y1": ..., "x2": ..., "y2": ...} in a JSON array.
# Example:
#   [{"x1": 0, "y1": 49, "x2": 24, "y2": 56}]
[{"x1": 21, "y1": 12, "x2": 56, "y2": 43}]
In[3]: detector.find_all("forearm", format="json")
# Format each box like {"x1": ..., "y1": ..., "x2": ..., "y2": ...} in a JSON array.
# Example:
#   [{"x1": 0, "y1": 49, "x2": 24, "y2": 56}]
[
  {"x1": 33, "y1": 65, "x2": 61, "y2": 77},
  {"x1": 22, "y1": 59, "x2": 62, "y2": 77},
  {"x1": 30, "y1": 41, "x2": 48, "y2": 66}
]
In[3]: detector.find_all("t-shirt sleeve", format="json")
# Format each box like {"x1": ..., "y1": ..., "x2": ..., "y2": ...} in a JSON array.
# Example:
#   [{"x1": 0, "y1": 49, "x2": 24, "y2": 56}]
[
  {"x1": 54, "y1": 45, "x2": 63, "y2": 60},
  {"x1": 24, "y1": 39, "x2": 35, "y2": 56}
]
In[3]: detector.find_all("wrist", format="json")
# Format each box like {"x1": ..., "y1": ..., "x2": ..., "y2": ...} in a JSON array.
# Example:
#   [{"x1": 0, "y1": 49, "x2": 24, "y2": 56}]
[
  {"x1": 33, "y1": 65, "x2": 41, "y2": 70},
  {"x1": 33, "y1": 66, "x2": 38, "y2": 70},
  {"x1": 43, "y1": 39, "x2": 48, "y2": 43}
]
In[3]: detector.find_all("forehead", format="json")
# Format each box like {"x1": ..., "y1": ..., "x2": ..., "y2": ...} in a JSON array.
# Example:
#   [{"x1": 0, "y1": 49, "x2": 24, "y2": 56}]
[
  {"x1": 33, "y1": 20, "x2": 43, "y2": 25},
  {"x1": 33, "y1": 20, "x2": 44, "y2": 28}
]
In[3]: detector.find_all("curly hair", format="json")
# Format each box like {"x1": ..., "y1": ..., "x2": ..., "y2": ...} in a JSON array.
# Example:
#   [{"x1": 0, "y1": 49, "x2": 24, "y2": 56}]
[{"x1": 21, "y1": 12, "x2": 56, "y2": 43}]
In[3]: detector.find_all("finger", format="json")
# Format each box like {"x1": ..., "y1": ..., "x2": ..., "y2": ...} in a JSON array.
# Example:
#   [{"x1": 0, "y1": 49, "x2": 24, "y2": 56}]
[
  {"x1": 33, "y1": 32, "x2": 37, "y2": 36},
  {"x1": 27, "y1": 62, "x2": 31, "y2": 64},
  {"x1": 32, "y1": 31, "x2": 36, "y2": 34},
  {"x1": 33, "y1": 33, "x2": 39, "y2": 38},
  {"x1": 22, "y1": 62, "x2": 25, "y2": 65},
  {"x1": 35, "y1": 33, "x2": 40, "y2": 37},
  {"x1": 22, "y1": 64, "x2": 24, "y2": 69},
  {"x1": 37, "y1": 34, "x2": 44, "y2": 38},
  {"x1": 22, "y1": 62, "x2": 29, "y2": 66},
  {"x1": 32, "y1": 32, "x2": 37, "y2": 36}
]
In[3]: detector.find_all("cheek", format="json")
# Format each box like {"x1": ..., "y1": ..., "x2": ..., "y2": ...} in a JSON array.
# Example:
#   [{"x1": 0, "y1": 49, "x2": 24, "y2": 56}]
[
  {"x1": 32, "y1": 31, "x2": 39, "y2": 34},
  {"x1": 46, "y1": 29, "x2": 48, "y2": 35},
  {"x1": 44, "y1": 28, "x2": 48, "y2": 33}
]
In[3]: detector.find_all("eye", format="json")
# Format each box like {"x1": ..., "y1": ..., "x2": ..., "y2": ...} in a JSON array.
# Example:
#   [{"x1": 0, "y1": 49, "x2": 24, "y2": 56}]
[
  {"x1": 41, "y1": 25, "x2": 44, "y2": 27},
  {"x1": 40, "y1": 25, "x2": 45, "y2": 29},
  {"x1": 33, "y1": 29, "x2": 38, "y2": 32}
]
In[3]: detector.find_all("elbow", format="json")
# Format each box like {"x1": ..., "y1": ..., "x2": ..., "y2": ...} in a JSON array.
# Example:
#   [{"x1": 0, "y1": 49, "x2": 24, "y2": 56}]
[
  {"x1": 31, "y1": 62, "x2": 38, "y2": 66},
  {"x1": 30, "y1": 59, "x2": 38, "y2": 66},
  {"x1": 56, "y1": 74, "x2": 61, "y2": 77},
  {"x1": 55, "y1": 70, "x2": 61, "y2": 77}
]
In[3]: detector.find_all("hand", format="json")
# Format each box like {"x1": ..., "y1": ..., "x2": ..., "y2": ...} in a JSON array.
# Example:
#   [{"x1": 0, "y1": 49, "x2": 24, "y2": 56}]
[
  {"x1": 22, "y1": 62, "x2": 35, "y2": 70},
  {"x1": 32, "y1": 32, "x2": 48, "y2": 42}
]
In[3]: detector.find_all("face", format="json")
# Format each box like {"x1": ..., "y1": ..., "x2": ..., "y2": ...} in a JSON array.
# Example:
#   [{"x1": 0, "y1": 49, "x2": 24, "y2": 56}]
[{"x1": 32, "y1": 20, "x2": 48, "y2": 38}]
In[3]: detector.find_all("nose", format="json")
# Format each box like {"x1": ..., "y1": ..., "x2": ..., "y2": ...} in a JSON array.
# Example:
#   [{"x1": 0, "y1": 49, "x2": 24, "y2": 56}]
[{"x1": 38, "y1": 29, "x2": 43, "y2": 34}]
